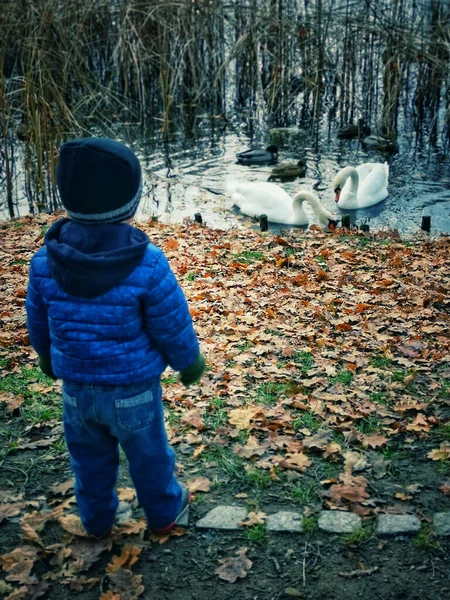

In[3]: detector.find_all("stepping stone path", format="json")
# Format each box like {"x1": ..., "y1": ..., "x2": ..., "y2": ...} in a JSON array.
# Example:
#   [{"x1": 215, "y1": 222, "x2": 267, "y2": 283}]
[
  {"x1": 376, "y1": 514, "x2": 421, "y2": 536},
  {"x1": 318, "y1": 511, "x2": 361, "y2": 533},
  {"x1": 192, "y1": 507, "x2": 450, "y2": 537},
  {"x1": 196, "y1": 506, "x2": 247, "y2": 530},
  {"x1": 266, "y1": 512, "x2": 304, "y2": 532},
  {"x1": 433, "y1": 512, "x2": 450, "y2": 537}
]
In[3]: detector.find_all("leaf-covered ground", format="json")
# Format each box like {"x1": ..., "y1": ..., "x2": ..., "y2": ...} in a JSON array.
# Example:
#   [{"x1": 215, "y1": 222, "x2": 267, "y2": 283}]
[{"x1": 1, "y1": 213, "x2": 450, "y2": 600}]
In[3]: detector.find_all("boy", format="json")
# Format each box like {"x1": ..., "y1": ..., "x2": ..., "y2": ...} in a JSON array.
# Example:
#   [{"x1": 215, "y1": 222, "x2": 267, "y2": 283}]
[{"x1": 26, "y1": 137, "x2": 205, "y2": 537}]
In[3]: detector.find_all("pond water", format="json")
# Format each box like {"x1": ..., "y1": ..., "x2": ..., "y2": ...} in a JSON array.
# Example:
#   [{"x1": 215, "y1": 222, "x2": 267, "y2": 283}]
[
  {"x1": 3, "y1": 124, "x2": 450, "y2": 237},
  {"x1": 134, "y1": 125, "x2": 450, "y2": 237}
]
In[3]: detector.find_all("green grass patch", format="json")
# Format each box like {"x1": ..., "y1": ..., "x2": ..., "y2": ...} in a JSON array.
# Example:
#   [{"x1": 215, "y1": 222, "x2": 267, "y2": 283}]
[
  {"x1": 330, "y1": 369, "x2": 354, "y2": 386},
  {"x1": 413, "y1": 524, "x2": 443, "y2": 551},
  {"x1": 237, "y1": 341, "x2": 254, "y2": 352},
  {"x1": 344, "y1": 524, "x2": 375, "y2": 546},
  {"x1": 290, "y1": 480, "x2": 320, "y2": 505},
  {"x1": 302, "y1": 516, "x2": 317, "y2": 533},
  {"x1": 233, "y1": 251, "x2": 265, "y2": 264},
  {"x1": 200, "y1": 446, "x2": 244, "y2": 479},
  {"x1": 391, "y1": 369, "x2": 409, "y2": 382},
  {"x1": 161, "y1": 375, "x2": 178, "y2": 385},
  {"x1": 243, "y1": 523, "x2": 266, "y2": 544},
  {"x1": 255, "y1": 382, "x2": 289, "y2": 405},
  {"x1": 370, "y1": 355, "x2": 393, "y2": 369},
  {"x1": 186, "y1": 272, "x2": 197, "y2": 281},
  {"x1": 292, "y1": 412, "x2": 321, "y2": 432},
  {"x1": 369, "y1": 392, "x2": 392, "y2": 406},
  {"x1": 356, "y1": 416, "x2": 384, "y2": 434}
]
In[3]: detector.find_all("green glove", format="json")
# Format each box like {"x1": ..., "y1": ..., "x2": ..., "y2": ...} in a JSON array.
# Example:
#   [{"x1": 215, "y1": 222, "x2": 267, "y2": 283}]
[
  {"x1": 179, "y1": 353, "x2": 206, "y2": 387},
  {"x1": 38, "y1": 355, "x2": 57, "y2": 380}
]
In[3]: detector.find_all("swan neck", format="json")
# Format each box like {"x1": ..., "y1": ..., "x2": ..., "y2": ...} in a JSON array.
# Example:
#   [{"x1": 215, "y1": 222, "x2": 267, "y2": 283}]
[
  {"x1": 347, "y1": 168, "x2": 359, "y2": 193},
  {"x1": 294, "y1": 192, "x2": 330, "y2": 218}
]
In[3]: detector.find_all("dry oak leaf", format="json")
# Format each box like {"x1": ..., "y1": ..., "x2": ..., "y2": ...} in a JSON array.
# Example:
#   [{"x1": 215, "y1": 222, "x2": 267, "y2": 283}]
[
  {"x1": 113, "y1": 518, "x2": 147, "y2": 537},
  {"x1": 406, "y1": 413, "x2": 430, "y2": 433},
  {"x1": 149, "y1": 525, "x2": 186, "y2": 544},
  {"x1": 0, "y1": 502, "x2": 26, "y2": 523},
  {"x1": 4, "y1": 581, "x2": 50, "y2": 600},
  {"x1": 117, "y1": 487, "x2": 136, "y2": 503},
  {"x1": 428, "y1": 443, "x2": 450, "y2": 462},
  {"x1": 164, "y1": 238, "x2": 179, "y2": 251},
  {"x1": 234, "y1": 435, "x2": 267, "y2": 459},
  {"x1": 327, "y1": 484, "x2": 369, "y2": 504},
  {"x1": 187, "y1": 476, "x2": 211, "y2": 493},
  {"x1": 0, "y1": 547, "x2": 37, "y2": 584},
  {"x1": 62, "y1": 577, "x2": 100, "y2": 592},
  {"x1": 279, "y1": 452, "x2": 312, "y2": 472},
  {"x1": 0, "y1": 392, "x2": 24, "y2": 413},
  {"x1": 107, "y1": 568, "x2": 145, "y2": 600},
  {"x1": 180, "y1": 409, "x2": 204, "y2": 431},
  {"x1": 50, "y1": 479, "x2": 74, "y2": 496},
  {"x1": 70, "y1": 537, "x2": 112, "y2": 572},
  {"x1": 361, "y1": 433, "x2": 388, "y2": 449},
  {"x1": 303, "y1": 430, "x2": 333, "y2": 450},
  {"x1": 439, "y1": 481, "x2": 450, "y2": 496},
  {"x1": 216, "y1": 547, "x2": 253, "y2": 583},
  {"x1": 57, "y1": 514, "x2": 89, "y2": 537},
  {"x1": 100, "y1": 593, "x2": 121, "y2": 600},
  {"x1": 106, "y1": 546, "x2": 142, "y2": 573},
  {"x1": 239, "y1": 511, "x2": 267, "y2": 527},
  {"x1": 228, "y1": 406, "x2": 262, "y2": 430}
]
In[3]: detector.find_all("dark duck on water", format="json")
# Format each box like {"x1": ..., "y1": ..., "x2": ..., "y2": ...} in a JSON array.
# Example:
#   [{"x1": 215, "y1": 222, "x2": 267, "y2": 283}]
[{"x1": 236, "y1": 145, "x2": 278, "y2": 165}]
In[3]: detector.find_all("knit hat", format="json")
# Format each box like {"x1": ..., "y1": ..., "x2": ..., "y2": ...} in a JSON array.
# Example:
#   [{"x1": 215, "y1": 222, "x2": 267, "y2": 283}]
[{"x1": 56, "y1": 138, "x2": 142, "y2": 224}]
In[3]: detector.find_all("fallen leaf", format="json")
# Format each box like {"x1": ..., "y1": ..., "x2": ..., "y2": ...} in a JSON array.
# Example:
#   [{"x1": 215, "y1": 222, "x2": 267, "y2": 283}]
[
  {"x1": 303, "y1": 430, "x2": 333, "y2": 450},
  {"x1": 439, "y1": 481, "x2": 450, "y2": 496},
  {"x1": 117, "y1": 487, "x2": 137, "y2": 503},
  {"x1": 106, "y1": 546, "x2": 142, "y2": 573},
  {"x1": 428, "y1": 443, "x2": 450, "y2": 461},
  {"x1": 107, "y1": 568, "x2": 145, "y2": 599},
  {"x1": 50, "y1": 479, "x2": 74, "y2": 496},
  {"x1": 239, "y1": 511, "x2": 267, "y2": 527},
  {"x1": 58, "y1": 514, "x2": 89, "y2": 537},
  {"x1": 165, "y1": 238, "x2": 179, "y2": 251},
  {"x1": 0, "y1": 392, "x2": 24, "y2": 413},
  {"x1": 279, "y1": 452, "x2": 312, "y2": 472},
  {"x1": 228, "y1": 406, "x2": 262, "y2": 430},
  {"x1": 361, "y1": 433, "x2": 388, "y2": 449},
  {"x1": 0, "y1": 502, "x2": 26, "y2": 523},
  {"x1": 187, "y1": 476, "x2": 211, "y2": 493},
  {"x1": 216, "y1": 547, "x2": 253, "y2": 583}
]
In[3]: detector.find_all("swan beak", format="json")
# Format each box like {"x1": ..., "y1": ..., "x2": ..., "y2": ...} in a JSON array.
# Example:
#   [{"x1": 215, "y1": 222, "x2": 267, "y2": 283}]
[
  {"x1": 334, "y1": 187, "x2": 341, "y2": 202},
  {"x1": 328, "y1": 219, "x2": 338, "y2": 230}
]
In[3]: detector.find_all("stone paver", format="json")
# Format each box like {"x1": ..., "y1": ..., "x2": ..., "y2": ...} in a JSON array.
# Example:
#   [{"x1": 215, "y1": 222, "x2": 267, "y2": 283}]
[
  {"x1": 195, "y1": 506, "x2": 247, "y2": 530},
  {"x1": 318, "y1": 511, "x2": 361, "y2": 534},
  {"x1": 377, "y1": 514, "x2": 421, "y2": 536},
  {"x1": 266, "y1": 511, "x2": 303, "y2": 533},
  {"x1": 433, "y1": 512, "x2": 450, "y2": 537}
]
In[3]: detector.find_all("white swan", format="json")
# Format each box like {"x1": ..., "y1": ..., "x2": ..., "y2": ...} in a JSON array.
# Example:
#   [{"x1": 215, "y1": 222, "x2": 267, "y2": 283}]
[
  {"x1": 227, "y1": 180, "x2": 336, "y2": 226},
  {"x1": 333, "y1": 162, "x2": 389, "y2": 209}
]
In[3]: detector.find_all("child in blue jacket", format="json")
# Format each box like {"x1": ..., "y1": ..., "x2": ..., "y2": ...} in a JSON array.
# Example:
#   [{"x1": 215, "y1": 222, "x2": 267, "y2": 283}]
[{"x1": 26, "y1": 137, "x2": 205, "y2": 537}]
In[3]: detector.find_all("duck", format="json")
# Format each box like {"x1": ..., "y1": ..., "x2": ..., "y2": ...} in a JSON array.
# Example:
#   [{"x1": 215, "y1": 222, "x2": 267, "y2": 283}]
[
  {"x1": 361, "y1": 135, "x2": 398, "y2": 153},
  {"x1": 332, "y1": 162, "x2": 389, "y2": 209},
  {"x1": 227, "y1": 180, "x2": 336, "y2": 226},
  {"x1": 236, "y1": 145, "x2": 278, "y2": 165},
  {"x1": 338, "y1": 118, "x2": 371, "y2": 139},
  {"x1": 270, "y1": 159, "x2": 307, "y2": 180}
]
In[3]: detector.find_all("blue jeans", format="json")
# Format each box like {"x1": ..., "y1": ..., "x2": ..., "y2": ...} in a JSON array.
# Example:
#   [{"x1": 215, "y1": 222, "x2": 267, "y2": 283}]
[{"x1": 62, "y1": 380, "x2": 182, "y2": 536}]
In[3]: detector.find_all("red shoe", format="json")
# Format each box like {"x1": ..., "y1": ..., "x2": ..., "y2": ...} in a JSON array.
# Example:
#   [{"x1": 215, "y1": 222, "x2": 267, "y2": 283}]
[{"x1": 151, "y1": 486, "x2": 191, "y2": 535}]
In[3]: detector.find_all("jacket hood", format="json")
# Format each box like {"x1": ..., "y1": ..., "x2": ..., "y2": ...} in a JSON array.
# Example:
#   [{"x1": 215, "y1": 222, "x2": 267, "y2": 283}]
[{"x1": 45, "y1": 218, "x2": 149, "y2": 298}]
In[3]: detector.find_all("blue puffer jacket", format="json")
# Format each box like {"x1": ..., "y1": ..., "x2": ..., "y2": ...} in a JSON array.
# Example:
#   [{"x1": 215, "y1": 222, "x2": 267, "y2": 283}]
[{"x1": 26, "y1": 219, "x2": 200, "y2": 385}]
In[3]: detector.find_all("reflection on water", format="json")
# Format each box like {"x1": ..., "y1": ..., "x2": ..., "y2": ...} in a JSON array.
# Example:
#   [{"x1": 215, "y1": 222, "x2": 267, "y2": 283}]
[
  {"x1": 3, "y1": 125, "x2": 449, "y2": 236},
  {"x1": 134, "y1": 127, "x2": 450, "y2": 236}
]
